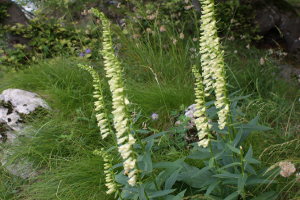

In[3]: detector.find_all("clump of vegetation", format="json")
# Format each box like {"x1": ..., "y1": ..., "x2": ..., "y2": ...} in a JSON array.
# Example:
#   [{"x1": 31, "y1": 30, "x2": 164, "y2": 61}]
[{"x1": 0, "y1": 14, "x2": 100, "y2": 67}]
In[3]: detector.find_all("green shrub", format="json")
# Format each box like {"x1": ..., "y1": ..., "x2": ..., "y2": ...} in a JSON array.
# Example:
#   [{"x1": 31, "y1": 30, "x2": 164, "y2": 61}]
[{"x1": 0, "y1": 14, "x2": 100, "y2": 67}]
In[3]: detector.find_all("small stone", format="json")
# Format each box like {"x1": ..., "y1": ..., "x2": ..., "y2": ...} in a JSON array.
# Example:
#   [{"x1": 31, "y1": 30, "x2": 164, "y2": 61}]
[
  {"x1": 279, "y1": 161, "x2": 296, "y2": 178},
  {"x1": 260, "y1": 57, "x2": 265, "y2": 65}
]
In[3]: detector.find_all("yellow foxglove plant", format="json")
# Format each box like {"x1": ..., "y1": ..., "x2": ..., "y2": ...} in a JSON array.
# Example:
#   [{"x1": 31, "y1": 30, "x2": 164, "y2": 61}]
[
  {"x1": 94, "y1": 149, "x2": 119, "y2": 195},
  {"x1": 192, "y1": 65, "x2": 211, "y2": 148},
  {"x1": 77, "y1": 5, "x2": 274, "y2": 199},
  {"x1": 199, "y1": 0, "x2": 229, "y2": 130},
  {"x1": 78, "y1": 64, "x2": 111, "y2": 139},
  {"x1": 91, "y1": 8, "x2": 137, "y2": 186}
]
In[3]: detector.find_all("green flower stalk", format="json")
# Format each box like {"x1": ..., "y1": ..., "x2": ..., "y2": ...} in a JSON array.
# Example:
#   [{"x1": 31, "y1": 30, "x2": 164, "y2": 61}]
[
  {"x1": 94, "y1": 149, "x2": 119, "y2": 195},
  {"x1": 199, "y1": 0, "x2": 229, "y2": 130},
  {"x1": 91, "y1": 8, "x2": 137, "y2": 186},
  {"x1": 192, "y1": 65, "x2": 211, "y2": 148},
  {"x1": 78, "y1": 64, "x2": 111, "y2": 139}
]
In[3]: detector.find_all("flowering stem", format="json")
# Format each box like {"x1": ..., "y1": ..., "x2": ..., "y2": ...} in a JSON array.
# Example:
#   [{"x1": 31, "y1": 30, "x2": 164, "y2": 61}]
[
  {"x1": 198, "y1": 0, "x2": 230, "y2": 130},
  {"x1": 91, "y1": 8, "x2": 138, "y2": 186}
]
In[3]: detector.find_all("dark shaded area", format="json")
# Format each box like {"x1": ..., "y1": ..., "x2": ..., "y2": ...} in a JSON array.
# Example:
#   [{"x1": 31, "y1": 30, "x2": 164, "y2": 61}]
[
  {"x1": 243, "y1": 0, "x2": 300, "y2": 60},
  {"x1": 0, "y1": 0, "x2": 29, "y2": 46}
]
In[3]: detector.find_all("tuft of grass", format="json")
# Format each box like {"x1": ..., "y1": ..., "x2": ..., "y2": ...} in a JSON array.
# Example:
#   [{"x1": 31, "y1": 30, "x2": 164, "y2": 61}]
[
  {"x1": 0, "y1": 168, "x2": 24, "y2": 200},
  {"x1": 19, "y1": 156, "x2": 110, "y2": 200}
]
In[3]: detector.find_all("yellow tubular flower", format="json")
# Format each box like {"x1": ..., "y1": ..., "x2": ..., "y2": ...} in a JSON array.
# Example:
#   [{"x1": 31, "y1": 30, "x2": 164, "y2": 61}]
[
  {"x1": 77, "y1": 64, "x2": 111, "y2": 139},
  {"x1": 91, "y1": 8, "x2": 137, "y2": 186},
  {"x1": 94, "y1": 149, "x2": 119, "y2": 195},
  {"x1": 199, "y1": 0, "x2": 229, "y2": 130},
  {"x1": 192, "y1": 65, "x2": 211, "y2": 148}
]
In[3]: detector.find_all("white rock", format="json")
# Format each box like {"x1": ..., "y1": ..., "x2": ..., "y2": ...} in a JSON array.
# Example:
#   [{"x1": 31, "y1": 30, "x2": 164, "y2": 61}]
[
  {"x1": 0, "y1": 107, "x2": 8, "y2": 123},
  {"x1": 6, "y1": 112, "x2": 22, "y2": 131},
  {"x1": 5, "y1": 131, "x2": 17, "y2": 144},
  {"x1": 0, "y1": 89, "x2": 49, "y2": 115},
  {"x1": 1, "y1": 149, "x2": 38, "y2": 179},
  {"x1": 0, "y1": 89, "x2": 49, "y2": 179}
]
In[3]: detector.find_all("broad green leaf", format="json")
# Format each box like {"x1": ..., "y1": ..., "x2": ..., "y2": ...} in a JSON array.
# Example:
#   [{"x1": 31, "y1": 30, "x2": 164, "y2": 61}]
[
  {"x1": 165, "y1": 169, "x2": 180, "y2": 189},
  {"x1": 178, "y1": 165, "x2": 214, "y2": 188},
  {"x1": 235, "y1": 117, "x2": 272, "y2": 145},
  {"x1": 156, "y1": 168, "x2": 182, "y2": 188},
  {"x1": 112, "y1": 162, "x2": 123, "y2": 170},
  {"x1": 165, "y1": 190, "x2": 186, "y2": 200},
  {"x1": 153, "y1": 159, "x2": 184, "y2": 169},
  {"x1": 115, "y1": 173, "x2": 128, "y2": 185},
  {"x1": 223, "y1": 179, "x2": 237, "y2": 185},
  {"x1": 209, "y1": 157, "x2": 215, "y2": 168},
  {"x1": 205, "y1": 180, "x2": 219, "y2": 196},
  {"x1": 220, "y1": 162, "x2": 241, "y2": 170},
  {"x1": 121, "y1": 188, "x2": 138, "y2": 200},
  {"x1": 156, "y1": 170, "x2": 174, "y2": 188},
  {"x1": 224, "y1": 191, "x2": 239, "y2": 200},
  {"x1": 138, "y1": 186, "x2": 147, "y2": 200},
  {"x1": 213, "y1": 172, "x2": 240, "y2": 179},
  {"x1": 245, "y1": 164, "x2": 257, "y2": 175},
  {"x1": 145, "y1": 139, "x2": 154, "y2": 152},
  {"x1": 190, "y1": 166, "x2": 211, "y2": 178},
  {"x1": 233, "y1": 131, "x2": 243, "y2": 147},
  {"x1": 226, "y1": 143, "x2": 241, "y2": 154},
  {"x1": 138, "y1": 151, "x2": 153, "y2": 173},
  {"x1": 245, "y1": 146, "x2": 253, "y2": 160},
  {"x1": 245, "y1": 157, "x2": 260, "y2": 165},
  {"x1": 148, "y1": 189, "x2": 176, "y2": 198},
  {"x1": 143, "y1": 131, "x2": 169, "y2": 142},
  {"x1": 188, "y1": 149, "x2": 211, "y2": 160}
]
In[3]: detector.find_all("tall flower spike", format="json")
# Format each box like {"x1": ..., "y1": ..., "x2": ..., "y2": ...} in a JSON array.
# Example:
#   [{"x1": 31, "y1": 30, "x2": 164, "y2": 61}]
[
  {"x1": 192, "y1": 65, "x2": 211, "y2": 148},
  {"x1": 199, "y1": 0, "x2": 229, "y2": 130},
  {"x1": 78, "y1": 64, "x2": 112, "y2": 139},
  {"x1": 91, "y1": 8, "x2": 137, "y2": 186},
  {"x1": 94, "y1": 149, "x2": 119, "y2": 195}
]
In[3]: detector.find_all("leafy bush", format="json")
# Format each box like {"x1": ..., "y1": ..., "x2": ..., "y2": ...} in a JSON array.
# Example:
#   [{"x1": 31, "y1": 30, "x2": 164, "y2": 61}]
[{"x1": 0, "y1": 14, "x2": 100, "y2": 67}]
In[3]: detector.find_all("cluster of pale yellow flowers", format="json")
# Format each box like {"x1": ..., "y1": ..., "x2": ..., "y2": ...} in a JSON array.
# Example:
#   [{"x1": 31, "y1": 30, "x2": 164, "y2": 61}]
[
  {"x1": 77, "y1": 64, "x2": 111, "y2": 139},
  {"x1": 94, "y1": 149, "x2": 119, "y2": 194},
  {"x1": 192, "y1": 0, "x2": 230, "y2": 147},
  {"x1": 199, "y1": 0, "x2": 229, "y2": 130},
  {"x1": 192, "y1": 65, "x2": 212, "y2": 148},
  {"x1": 91, "y1": 8, "x2": 137, "y2": 187}
]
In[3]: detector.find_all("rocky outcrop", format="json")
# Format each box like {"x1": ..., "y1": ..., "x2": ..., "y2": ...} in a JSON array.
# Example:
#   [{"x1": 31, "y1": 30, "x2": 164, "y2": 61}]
[
  {"x1": 0, "y1": 89, "x2": 49, "y2": 179},
  {"x1": 278, "y1": 64, "x2": 300, "y2": 83},
  {"x1": 0, "y1": 0, "x2": 29, "y2": 47},
  {"x1": 241, "y1": 0, "x2": 300, "y2": 60}
]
